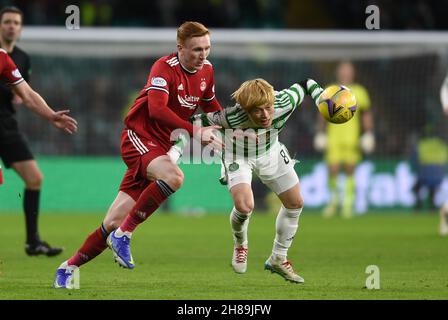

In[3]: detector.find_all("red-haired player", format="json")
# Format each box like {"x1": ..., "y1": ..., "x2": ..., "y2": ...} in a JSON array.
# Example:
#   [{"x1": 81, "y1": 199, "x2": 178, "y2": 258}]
[{"x1": 54, "y1": 21, "x2": 222, "y2": 288}]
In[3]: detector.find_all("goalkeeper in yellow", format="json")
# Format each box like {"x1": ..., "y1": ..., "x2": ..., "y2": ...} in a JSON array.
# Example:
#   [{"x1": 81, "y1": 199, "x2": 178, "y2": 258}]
[{"x1": 314, "y1": 61, "x2": 375, "y2": 218}]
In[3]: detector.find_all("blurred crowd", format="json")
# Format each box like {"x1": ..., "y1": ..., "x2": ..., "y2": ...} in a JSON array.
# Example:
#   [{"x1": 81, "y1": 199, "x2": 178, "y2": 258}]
[
  {"x1": 14, "y1": 53, "x2": 447, "y2": 160},
  {"x1": 0, "y1": 0, "x2": 447, "y2": 29}
]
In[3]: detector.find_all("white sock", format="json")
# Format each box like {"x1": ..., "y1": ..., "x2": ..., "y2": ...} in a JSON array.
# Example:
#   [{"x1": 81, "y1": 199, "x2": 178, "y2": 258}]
[
  {"x1": 272, "y1": 206, "x2": 302, "y2": 260},
  {"x1": 230, "y1": 207, "x2": 252, "y2": 246}
]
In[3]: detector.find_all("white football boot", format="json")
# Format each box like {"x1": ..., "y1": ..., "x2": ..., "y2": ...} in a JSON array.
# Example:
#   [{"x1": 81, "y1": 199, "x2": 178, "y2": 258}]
[
  {"x1": 53, "y1": 261, "x2": 79, "y2": 289},
  {"x1": 264, "y1": 255, "x2": 304, "y2": 284},
  {"x1": 231, "y1": 245, "x2": 248, "y2": 274}
]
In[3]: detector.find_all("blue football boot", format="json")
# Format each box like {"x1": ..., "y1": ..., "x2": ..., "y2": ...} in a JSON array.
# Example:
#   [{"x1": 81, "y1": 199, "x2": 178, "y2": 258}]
[
  {"x1": 107, "y1": 230, "x2": 135, "y2": 269},
  {"x1": 53, "y1": 261, "x2": 79, "y2": 289}
]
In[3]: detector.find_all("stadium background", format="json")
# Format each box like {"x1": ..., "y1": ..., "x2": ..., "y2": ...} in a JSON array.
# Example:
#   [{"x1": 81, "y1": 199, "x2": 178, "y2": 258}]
[
  {"x1": 0, "y1": 0, "x2": 448, "y2": 302},
  {"x1": 1, "y1": 0, "x2": 448, "y2": 214}
]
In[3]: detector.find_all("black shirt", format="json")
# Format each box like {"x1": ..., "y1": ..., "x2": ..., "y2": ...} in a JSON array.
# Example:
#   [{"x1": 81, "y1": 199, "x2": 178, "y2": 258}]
[{"x1": 0, "y1": 46, "x2": 31, "y2": 117}]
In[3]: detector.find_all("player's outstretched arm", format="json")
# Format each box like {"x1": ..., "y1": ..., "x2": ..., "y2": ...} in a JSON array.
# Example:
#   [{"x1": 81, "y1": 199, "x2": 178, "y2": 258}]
[
  {"x1": 299, "y1": 78, "x2": 324, "y2": 106},
  {"x1": 274, "y1": 78, "x2": 324, "y2": 115},
  {"x1": 11, "y1": 81, "x2": 78, "y2": 134}
]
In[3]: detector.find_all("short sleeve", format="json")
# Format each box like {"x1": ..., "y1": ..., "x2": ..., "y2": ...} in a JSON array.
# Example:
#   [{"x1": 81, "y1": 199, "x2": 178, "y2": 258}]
[
  {"x1": 0, "y1": 51, "x2": 24, "y2": 85},
  {"x1": 146, "y1": 60, "x2": 172, "y2": 95}
]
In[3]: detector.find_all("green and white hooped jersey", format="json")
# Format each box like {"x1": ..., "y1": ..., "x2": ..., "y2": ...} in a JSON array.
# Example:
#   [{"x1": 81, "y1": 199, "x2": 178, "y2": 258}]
[{"x1": 191, "y1": 79, "x2": 323, "y2": 159}]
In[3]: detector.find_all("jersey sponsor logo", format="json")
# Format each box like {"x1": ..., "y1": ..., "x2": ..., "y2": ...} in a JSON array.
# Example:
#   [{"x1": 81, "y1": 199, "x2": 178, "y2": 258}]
[
  {"x1": 12, "y1": 68, "x2": 22, "y2": 79},
  {"x1": 178, "y1": 83, "x2": 184, "y2": 91},
  {"x1": 151, "y1": 77, "x2": 167, "y2": 87},
  {"x1": 200, "y1": 81, "x2": 206, "y2": 92},
  {"x1": 178, "y1": 95, "x2": 199, "y2": 110}
]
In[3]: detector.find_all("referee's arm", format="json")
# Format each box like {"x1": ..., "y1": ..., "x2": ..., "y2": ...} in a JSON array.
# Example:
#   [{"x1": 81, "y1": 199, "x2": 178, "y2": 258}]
[
  {"x1": 11, "y1": 80, "x2": 78, "y2": 134},
  {"x1": 12, "y1": 52, "x2": 31, "y2": 105}
]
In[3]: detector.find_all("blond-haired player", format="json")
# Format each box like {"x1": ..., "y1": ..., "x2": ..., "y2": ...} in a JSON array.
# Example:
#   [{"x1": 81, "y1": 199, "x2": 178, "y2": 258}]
[
  {"x1": 171, "y1": 78, "x2": 325, "y2": 283},
  {"x1": 314, "y1": 61, "x2": 374, "y2": 218}
]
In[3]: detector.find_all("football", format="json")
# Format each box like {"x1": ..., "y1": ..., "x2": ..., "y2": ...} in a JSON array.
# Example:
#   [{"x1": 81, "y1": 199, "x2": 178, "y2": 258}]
[{"x1": 317, "y1": 85, "x2": 357, "y2": 124}]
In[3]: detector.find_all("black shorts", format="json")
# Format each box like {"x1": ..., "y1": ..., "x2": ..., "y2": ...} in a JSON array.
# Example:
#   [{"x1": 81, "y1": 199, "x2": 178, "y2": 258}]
[{"x1": 0, "y1": 116, "x2": 34, "y2": 168}]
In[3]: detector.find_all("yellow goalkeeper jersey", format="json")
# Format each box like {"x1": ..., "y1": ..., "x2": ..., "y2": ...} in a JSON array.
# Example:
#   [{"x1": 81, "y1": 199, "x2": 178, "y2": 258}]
[{"x1": 327, "y1": 83, "x2": 371, "y2": 145}]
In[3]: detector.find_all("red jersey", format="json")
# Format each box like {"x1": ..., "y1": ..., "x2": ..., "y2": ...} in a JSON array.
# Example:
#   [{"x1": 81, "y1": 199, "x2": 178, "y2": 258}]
[
  {"x1": 125, "y1": 53, "x2": 222, "y2": 150},
  {"x1": 0, "y1": 49, "x2": 24, "y2": 85}
]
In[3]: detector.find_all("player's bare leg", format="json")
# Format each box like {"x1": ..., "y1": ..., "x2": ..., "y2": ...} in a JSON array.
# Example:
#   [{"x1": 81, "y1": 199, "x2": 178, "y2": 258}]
[
  {"x1": 265, "y1": 182, "x2": 304, "y2": 283},
  {"x1": 440, "y1": 201, "x2": 448, "y2": 236},
  {"x1": 102, "y1": 191, "x2": 137, "y2": 232},
  {"x1": 323, "y1": 163, "x2": 340, "y2": 218},
  {"x1": 229, "y1": 183, "x2": 253, "y2": 274},
  {"x1": 341, "y1": 163, "x2": 356, "y2": 219},
  {"x1": 109, "y1": 155, "x2": 183, "y2": 269},
  {"x1": 54, "y1": 191, "x2": 135, "y2": 288},
  {"x1": 12, "y1": 159, "x2": 62, "y2": 256}
]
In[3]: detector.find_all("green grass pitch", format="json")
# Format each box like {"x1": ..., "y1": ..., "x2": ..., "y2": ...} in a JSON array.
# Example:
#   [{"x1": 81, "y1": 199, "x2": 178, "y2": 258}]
[{"x1": 0, "y1": 211, "x2": 447, "y2": 300}]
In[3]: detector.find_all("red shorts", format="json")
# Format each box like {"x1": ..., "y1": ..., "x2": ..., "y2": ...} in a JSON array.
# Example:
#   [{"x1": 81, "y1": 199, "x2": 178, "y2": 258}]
[{"x1": 119, "y1": 129, "x2": 169, "y2": 201}]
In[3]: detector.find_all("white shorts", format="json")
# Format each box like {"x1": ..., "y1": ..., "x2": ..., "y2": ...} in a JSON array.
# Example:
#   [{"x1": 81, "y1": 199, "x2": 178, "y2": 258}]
[{"x1": 221, "y1": 142, "x2": 299, "y2": 195}]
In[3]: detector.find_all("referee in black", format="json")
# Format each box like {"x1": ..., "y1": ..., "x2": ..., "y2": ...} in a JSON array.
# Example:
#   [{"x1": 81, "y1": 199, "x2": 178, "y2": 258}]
[{"x1": 0, "y1": 6, "x2": 63, "y2": 256}]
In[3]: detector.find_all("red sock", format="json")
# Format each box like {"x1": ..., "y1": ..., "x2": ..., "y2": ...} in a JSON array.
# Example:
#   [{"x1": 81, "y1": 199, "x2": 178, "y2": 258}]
[
  {"x1": 120, "y1": 180, "x2": 173, "y2": 233},
  {"x1": 67, "y1": 227, "x2": 108, "y2": 267}
]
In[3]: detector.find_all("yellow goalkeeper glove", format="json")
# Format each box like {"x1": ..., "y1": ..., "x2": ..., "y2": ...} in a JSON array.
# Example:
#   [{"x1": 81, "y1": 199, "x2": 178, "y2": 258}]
[
  {"x1": 360, "y1": 131, "x2": 375, "y2": 154},
  {"x1": 313, "y1": 131, "x2": 327, "y2": 152}
]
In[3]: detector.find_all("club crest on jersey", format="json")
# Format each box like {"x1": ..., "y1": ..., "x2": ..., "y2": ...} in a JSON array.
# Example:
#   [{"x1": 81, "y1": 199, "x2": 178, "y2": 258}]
[
  {"x1": 151, "y1": 77, "x2": 167, "y2": 87},
  {"x1": 229, "y1": 162, "x2": 239, "y2": 172},
  {"x1": 200, "y1": 81, "x2": 206, "y2": 92},
  {"x1": 178, "y1": 83, "x2": 184, "y2": 91},
  {"x1": 12, "y1": 68, "x2": 22, "y2": 78}
]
